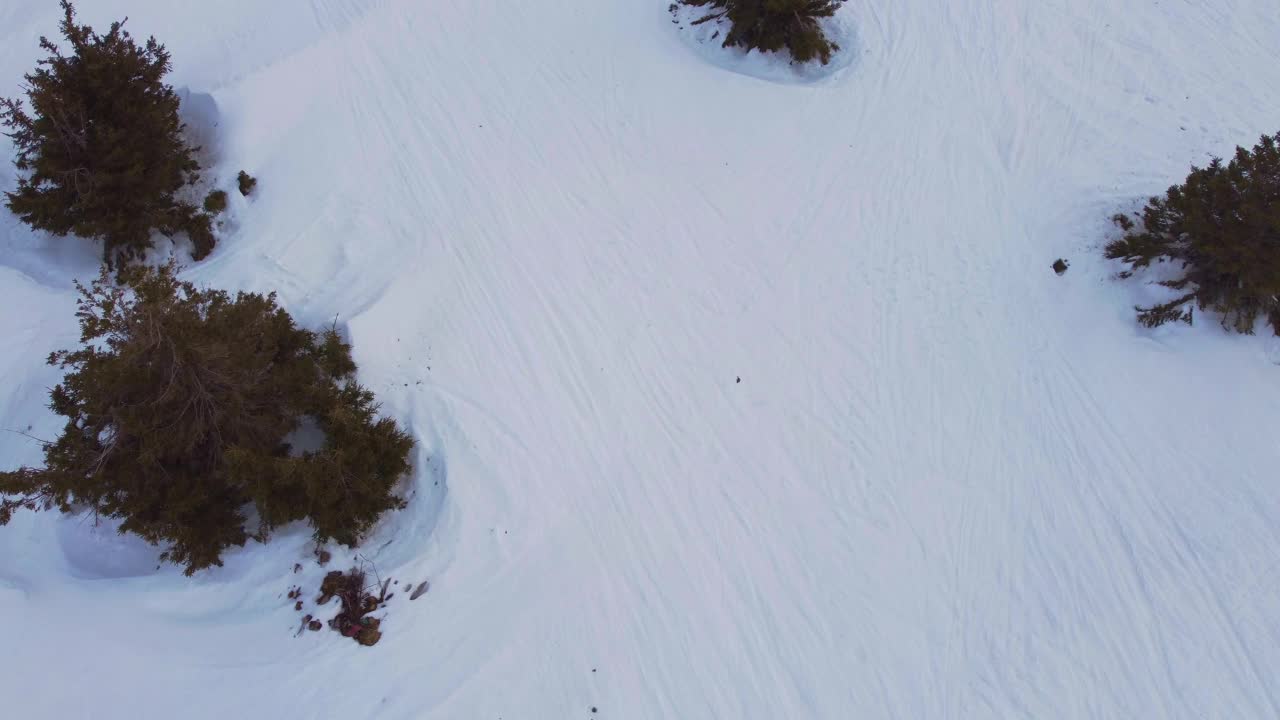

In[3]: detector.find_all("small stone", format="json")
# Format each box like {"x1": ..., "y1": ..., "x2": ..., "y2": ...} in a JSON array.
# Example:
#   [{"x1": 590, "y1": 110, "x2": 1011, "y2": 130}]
[
  {"x1": 1052, "y1": 258, "x2": 1069, "y2": 275},
  {"x1": 308, "y1": 620, "x2": 323, "y2": 632},
  {"x1": 317, "y1": 549, "x2": 332, "y2": 566},
  {"x1": 410, "y1": 580, "x2": 430, "y2": 600}
]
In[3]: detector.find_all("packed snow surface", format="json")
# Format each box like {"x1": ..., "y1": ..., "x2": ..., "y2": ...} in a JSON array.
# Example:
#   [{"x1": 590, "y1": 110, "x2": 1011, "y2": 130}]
[{"x1": 3, "y1": 1, "x2": 1280, "y2": 717}]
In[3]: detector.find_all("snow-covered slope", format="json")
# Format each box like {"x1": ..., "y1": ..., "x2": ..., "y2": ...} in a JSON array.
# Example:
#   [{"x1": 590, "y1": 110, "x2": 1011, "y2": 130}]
[{"x1": 4, "y1": 1, "x2": 1280, "y2": 717}]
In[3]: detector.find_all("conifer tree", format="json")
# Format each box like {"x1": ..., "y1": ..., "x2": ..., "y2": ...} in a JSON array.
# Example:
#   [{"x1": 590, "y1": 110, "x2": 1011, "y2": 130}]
[
  {"x1": 1, "y1": 1, "x2": 208, "y2": 265},
  {"x1": 0, "y1": 264, "x2": 412, "y2": 574},
  {"x1": 237, "y1": 170, "x2": 257, "y2": 197},
  {"x1": 1106, "y1": 132, "x2": 1280, "y2": 334},
  {"x1": 683, "y1": 0, "x2": 847, "y2": 65}
]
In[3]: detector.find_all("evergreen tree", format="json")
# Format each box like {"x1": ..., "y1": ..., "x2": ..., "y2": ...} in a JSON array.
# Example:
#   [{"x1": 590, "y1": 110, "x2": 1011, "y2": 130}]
[
  {"x1": 203, "y1": 189, "x2": 228, "y2": 214},
  {"x1": 683, "y1": 0, "x2": 847, "y2": 65},
  {"x1": 1106, "y1": 132, "x2": 1280, "y2": 334},
  {"x1": 237, "y1": 170, "x2": 257, "y2": 197},
  {"x1": 0, "y1": 1, "x2": 208, "y2": 265},
  {"x1": 0, "y1": 264, "x2": 412, "y2": 574}
]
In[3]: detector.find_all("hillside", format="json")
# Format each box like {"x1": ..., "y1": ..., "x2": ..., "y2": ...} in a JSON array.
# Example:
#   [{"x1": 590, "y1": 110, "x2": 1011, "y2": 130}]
[{"x1": 2, "y1": 1, "x2": 1280, "y2": 717}]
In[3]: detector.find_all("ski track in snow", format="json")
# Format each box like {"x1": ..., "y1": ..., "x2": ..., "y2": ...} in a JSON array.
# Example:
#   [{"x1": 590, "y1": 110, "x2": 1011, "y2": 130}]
[{"x1": 3, "y1": 0, "x2": 1280, "y2": 717}]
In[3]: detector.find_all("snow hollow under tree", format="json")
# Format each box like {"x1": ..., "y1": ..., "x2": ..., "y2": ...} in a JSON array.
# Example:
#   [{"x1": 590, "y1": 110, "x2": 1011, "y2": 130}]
[{"x1": 3, "y1": 0, "x2": 1280, "y2": 717}]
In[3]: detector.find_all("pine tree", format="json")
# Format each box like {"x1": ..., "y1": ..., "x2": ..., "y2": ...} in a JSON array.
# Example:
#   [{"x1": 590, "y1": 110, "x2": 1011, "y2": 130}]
[
  {"x1": 683, "y1": 0, "x2": 847, "y2": 65},
  {"x1": 1106, "y1": 132, "x2": 1280, "y2": 334},
  {"x1": 0, "y1": 1, "x2": 208, "y2": 266},
  {"x1": 0, "y1": 264, "x2": 412, "y2": 574}
]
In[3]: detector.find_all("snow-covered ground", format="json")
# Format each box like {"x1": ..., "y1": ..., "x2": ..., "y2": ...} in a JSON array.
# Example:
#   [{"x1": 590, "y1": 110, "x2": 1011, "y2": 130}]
[{"x1": 3, "y1": 0, "x2": 1280, "y2": 717}]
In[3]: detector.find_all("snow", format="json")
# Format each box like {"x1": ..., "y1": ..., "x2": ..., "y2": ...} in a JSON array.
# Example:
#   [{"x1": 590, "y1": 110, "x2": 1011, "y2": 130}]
[{"x1": 3, "y1": 0, "x2": 1280, "y2": 717}]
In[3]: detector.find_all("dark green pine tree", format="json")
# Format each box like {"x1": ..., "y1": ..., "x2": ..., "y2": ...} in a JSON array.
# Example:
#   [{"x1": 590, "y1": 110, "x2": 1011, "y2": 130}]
[
  {"x1": 0, "y1": 263, "x2": 412, "y2": 574},
  {"x1": 0, "y1": 1, "x2": 209, "y2": 265},
  {"x1": 1106, "y1": 132, "x2": 1280, "y2": 334},
  {"x1": 684, "y1": 0, "x2": 847, "y2": 65}
]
